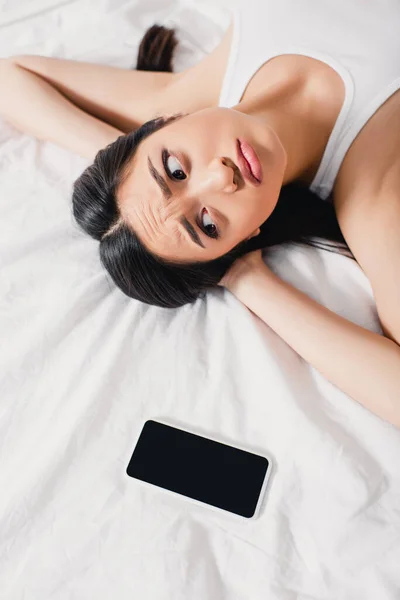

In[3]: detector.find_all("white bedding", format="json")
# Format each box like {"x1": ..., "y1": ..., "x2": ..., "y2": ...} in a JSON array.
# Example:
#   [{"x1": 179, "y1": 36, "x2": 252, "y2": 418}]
[{"x1": 1, "y1": 1, "x2": 400, "y2": 598}]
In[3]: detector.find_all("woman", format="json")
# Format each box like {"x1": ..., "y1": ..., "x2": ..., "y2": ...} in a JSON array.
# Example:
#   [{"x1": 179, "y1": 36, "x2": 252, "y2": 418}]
[{"x1": 1, "y1": 0, "x2": 400, "y2": 428}]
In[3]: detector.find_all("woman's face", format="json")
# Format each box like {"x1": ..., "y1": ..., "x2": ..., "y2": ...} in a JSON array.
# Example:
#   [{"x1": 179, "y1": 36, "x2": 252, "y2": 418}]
[{"x1": 116, "y1": 107, "x2": 287, "y2": 262}]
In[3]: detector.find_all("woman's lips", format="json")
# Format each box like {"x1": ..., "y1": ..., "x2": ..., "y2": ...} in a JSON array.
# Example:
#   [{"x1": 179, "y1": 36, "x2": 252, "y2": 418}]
[{"x1": 236, "y1": 139, "x2": 263, "y2": 185}]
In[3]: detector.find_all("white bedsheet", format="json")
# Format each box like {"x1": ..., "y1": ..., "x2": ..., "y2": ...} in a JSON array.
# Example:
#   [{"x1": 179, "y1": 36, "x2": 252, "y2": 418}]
[{"x1": 1, "y1": 1, "x2": 400, "y2": 598}]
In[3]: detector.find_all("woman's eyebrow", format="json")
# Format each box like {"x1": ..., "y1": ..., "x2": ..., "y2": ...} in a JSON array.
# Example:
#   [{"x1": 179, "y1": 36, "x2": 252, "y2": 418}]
[
  {"x1": 179, "y1": 216, "x2": 205, "y2": 249},
  {"x1": 148, "y1": 156, "x2": 172, "y2": 201},
  {"x1": 147, "y1": 155, "x2": 205, "y2": 249}
]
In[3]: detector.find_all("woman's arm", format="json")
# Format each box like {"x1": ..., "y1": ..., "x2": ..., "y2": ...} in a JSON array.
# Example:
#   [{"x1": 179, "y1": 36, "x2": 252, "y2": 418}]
[
  {"x1": 225, "y1": 258, "x2": 400, "y2": 429},
  {"x1": 0, "y1": 58, "x2": 124, "y2": 160}
]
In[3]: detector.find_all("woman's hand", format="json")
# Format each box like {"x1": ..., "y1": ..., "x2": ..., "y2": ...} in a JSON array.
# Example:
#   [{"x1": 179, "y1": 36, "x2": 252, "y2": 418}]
[{"x1": 218, "y1": 249, "x2": 267, "y2": 291}]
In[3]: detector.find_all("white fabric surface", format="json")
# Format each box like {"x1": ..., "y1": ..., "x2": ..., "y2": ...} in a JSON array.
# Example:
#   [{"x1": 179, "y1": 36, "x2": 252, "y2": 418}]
[{"x1": 1, "y1": 1, "x2": 400, "y2": 599}]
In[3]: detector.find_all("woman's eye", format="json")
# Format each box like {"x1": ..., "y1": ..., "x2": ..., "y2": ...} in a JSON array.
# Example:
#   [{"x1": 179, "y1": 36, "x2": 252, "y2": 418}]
[
  {"x1": 201, "y1": 208, "x2": 218, "y2": 239},
  {"x1": 163, "y1": 151, "x2": 186, "y2": 181}
]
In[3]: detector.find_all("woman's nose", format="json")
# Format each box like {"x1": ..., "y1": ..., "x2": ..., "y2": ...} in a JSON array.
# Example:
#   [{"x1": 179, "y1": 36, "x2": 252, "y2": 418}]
[{"x1": 197, "y1": 157, "x2": 238, "y2": 195}]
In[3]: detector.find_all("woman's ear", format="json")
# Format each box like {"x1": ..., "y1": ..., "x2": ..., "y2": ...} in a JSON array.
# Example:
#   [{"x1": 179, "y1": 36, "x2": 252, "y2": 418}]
[{"x1": 247, "y1": 227, "x2": 261, "y2": 240}]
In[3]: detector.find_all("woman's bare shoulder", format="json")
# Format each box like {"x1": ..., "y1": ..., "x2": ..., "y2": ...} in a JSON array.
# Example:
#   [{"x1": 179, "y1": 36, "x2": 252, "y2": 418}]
[{"x1": 333, "y1": 88, "x2": 400, "y2": 213}]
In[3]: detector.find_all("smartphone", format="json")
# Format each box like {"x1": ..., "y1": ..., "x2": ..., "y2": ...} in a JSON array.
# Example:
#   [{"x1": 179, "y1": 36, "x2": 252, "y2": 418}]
[{"x1": 126, "y1": 419, "x2": 273, "y2": 519}]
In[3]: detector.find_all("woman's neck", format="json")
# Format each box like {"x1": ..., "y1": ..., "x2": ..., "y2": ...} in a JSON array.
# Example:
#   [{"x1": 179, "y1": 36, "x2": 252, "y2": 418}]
[
  {"x1": 234, "y1": 79, "x2": 332, "y2": 186},
  {"x1": 163, "y1": 71, "x2": 336, "y2": 187},
  {"x1": 158, "y1": 44, "x2": 342, "y2": 187}
]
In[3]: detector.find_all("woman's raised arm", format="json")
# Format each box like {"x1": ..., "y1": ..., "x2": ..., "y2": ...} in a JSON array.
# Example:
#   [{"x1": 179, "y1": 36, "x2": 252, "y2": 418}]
[
  {"x1": 0, "y1": 55, "x2": 173, "y2": 160},
  {"x1": 223, "y1": 256, "x2": 400, "y2": 430}
]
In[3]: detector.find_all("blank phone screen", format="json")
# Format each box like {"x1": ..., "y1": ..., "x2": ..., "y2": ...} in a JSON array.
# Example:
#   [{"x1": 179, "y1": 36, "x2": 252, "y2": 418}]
[{"x1": 126, "y1": 420, "x2": 270, "y2": 518}]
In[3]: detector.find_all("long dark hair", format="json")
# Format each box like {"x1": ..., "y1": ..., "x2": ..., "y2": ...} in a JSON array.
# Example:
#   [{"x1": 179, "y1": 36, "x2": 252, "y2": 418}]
[{"x1": 72, "y1": 24, "x2": 354, "y2": 309}]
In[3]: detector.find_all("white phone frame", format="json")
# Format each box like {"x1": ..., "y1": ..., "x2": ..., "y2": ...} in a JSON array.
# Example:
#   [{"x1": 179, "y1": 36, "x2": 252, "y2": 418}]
[{"x1": 125, "y1": 417, "x2": 274, "y2": 521}]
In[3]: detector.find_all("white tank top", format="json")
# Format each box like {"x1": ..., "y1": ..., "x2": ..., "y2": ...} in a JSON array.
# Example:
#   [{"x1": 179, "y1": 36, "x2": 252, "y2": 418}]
[{"x1": 218, "y1": 0, "x2": 400, "y2": 200}]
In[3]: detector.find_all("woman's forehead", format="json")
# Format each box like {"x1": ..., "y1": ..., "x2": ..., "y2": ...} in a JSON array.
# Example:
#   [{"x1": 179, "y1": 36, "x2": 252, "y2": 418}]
[{"x1": 115, "y1": 145, "x2": 187, "y2": 255}]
